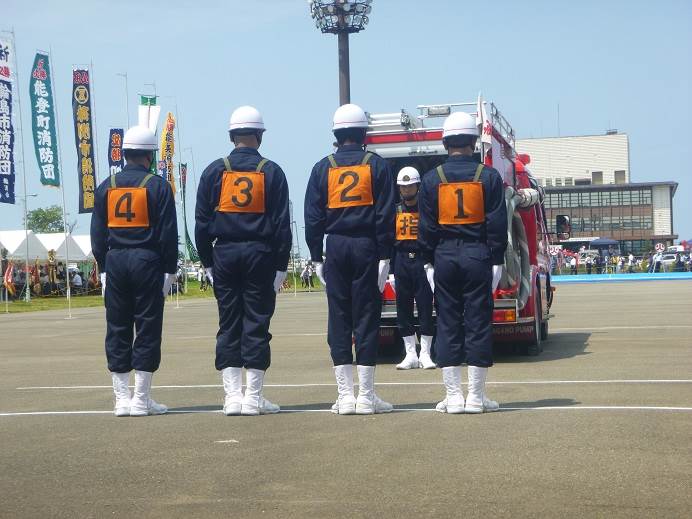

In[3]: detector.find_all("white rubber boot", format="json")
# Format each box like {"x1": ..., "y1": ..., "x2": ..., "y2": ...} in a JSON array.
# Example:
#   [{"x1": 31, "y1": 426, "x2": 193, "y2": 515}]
[
  {"x1": 241, "y1": 369, "x2": 280, "y2": 415},
  {"x1": 111, "y1": 372, "x2": 131, "y2": 417},
  {"x1": 465, "y1": 366, "x2": 500, "y2": 414},
  {"x1": 222, "y1": 367, "x2": 243, "y2": 416},
  {"x1": 331, "y1": 364, "x2": 357, "y2": 415},
  {"x1": 418, "y1": 335, "x2": 436, "y2": 369},
  {"x1": 396, "y1": 335, "x2": 420, "y2": 370},
  {"x1": 356, "y1": 365, "x2": 393, "y2": 414},
  {"x1": 435, "y1": 366, "x2": 465, "y2": 414},
  {"x1": 130, "y1": 370, "x2": 168, "y2": 416}
]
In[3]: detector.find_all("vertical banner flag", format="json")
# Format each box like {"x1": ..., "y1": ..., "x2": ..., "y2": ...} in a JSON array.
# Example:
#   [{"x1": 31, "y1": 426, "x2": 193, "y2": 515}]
[
  {"x1": 107, "y1": 128, "x2": 124, "y2": 175},
  {"x1": 160, "y1": 112, "x2": 176, "y2": 196},
  {"x1": 0, "y1": 37, "x2": 15, "y2": 204},
  {"x1": 30, "y1": 52, "x2": 60, "y2": 187},
  {"x1": 138, "y1": 95, "x2": 160, "y2": 174},
  {"x1": 72, "y1": 69, "x2": 96, "y2": 213},
  {"x1": 179, "y1": 162, "x2": 200, "y2": 262}
]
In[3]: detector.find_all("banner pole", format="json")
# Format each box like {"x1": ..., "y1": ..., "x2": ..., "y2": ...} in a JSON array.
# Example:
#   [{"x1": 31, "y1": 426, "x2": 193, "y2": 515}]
[
  {"x1": 9, "y1": 30, "x2": 32, "y2": 303},
  {"x1": 47, "y1": 47, "x2": 72, "y2": 319},
  {"x1": 89, "y1": 61, "x2": 102, "y2": 184}
]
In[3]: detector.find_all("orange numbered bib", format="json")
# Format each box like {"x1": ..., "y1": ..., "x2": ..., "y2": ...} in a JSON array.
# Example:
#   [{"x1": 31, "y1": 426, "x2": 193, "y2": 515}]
[
  {"x1": 327, "y1": 153, "x2": 374, "y2": 209},
  {"x1": 107, "y1": 173, "x2": 153, "y2": 228},
  {"x1": 217, "y1": 157, "x2": 266, "y2": 214},
  {"x1": 436, "y1": 164, "x2": 485, "y2": 225},
  {"x1": 396, "y1": 211, "x2": 419, "y2": 240}
]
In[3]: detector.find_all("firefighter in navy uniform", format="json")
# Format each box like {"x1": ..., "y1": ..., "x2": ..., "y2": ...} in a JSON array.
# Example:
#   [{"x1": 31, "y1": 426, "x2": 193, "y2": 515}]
[
  {"x1": 418, "y1": 111, "x2": 508, "y2": 414},
  {"x1": 195, "y1": 106, "x2": 291, "y2": 416},
  {"x1": 304, "y1": 104, "x2": 395, "y2": 415},
  {"x1": 90, "y1": 125, "x2": 178, "y2": 417},
  {"x1": 392, "y1": 167, "x2": 436, "y2": 370}
]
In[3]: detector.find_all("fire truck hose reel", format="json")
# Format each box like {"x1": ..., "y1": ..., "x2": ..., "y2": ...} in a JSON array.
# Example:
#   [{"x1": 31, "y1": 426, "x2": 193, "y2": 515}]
[{"x1": 498, "y1": 187, "x2": 531, "y2": 310}]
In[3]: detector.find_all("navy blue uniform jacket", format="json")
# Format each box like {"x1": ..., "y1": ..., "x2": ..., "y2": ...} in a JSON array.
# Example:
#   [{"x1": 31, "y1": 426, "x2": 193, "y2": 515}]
[
  {"x1": 91, "y1": 164, "x2": 178, "y2": 274},
  {"x1": 418, "y1": 155, "x2": 508, "y2": 265},
  {"x1": 304, "y1": 144, "x2": 395, "y2": 262},
  {"x1": 195, "y1": 147, "x2": 292, "y2": 271}
]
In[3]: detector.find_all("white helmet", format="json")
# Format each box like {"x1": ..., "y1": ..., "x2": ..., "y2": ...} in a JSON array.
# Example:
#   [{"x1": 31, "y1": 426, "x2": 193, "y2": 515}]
[
  {"x1": 333, "y1": 103, "x2": 369, "y2": 131},
  {"x1": 397, "y1": 166, "x2": 421, "y2": 185},
  {"x1": 122, "y1": 125, "x2": 158, "y2": 151},
  {"x1": 229, "y1": 105, "x2": 265, "y2": 132},
  {"x1": 442, "y1": 111, "x2": 479, "y2": 138}
]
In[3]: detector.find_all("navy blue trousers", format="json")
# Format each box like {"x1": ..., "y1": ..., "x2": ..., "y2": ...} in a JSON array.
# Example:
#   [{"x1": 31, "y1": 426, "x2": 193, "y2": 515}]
[
  {"x1": 393, "y1": 250, "x2": 434, "y2": 337},
  {"x1": 325, "y1": 234, "x2": 382, "y2": 366},
  {"x1": 434, "y1": 240, "x2": 494, "y2": 368},
  {"x1": 213, "y1": 241, "x2": 276, "y2": 371},
  {"x1": 105, "y1": 248, "x2": 165, "y2": 373}
]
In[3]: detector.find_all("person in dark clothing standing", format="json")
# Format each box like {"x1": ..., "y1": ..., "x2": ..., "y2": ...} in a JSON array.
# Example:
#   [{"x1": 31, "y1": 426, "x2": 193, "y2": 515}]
[
  {"x1": 304, "y1": 103, "x2": 395, "y2": 415},
  {"x1": 418, "y1": 111, "x2": 508, "y2": 414},
  {"x1": 392, "y1": 166, "x2": 435, "y2": 370},
  {"x1": 195, "y1": 106, "x2": 292, "y2": 416},
  {"x1": 91, "y1": 125, "x2": 178, "y2": 417}
]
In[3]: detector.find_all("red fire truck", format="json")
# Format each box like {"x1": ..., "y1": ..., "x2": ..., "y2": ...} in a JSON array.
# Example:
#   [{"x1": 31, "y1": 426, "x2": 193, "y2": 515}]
[{"x1": 367, "y1": 99, "x2": 555, "y2": 356}]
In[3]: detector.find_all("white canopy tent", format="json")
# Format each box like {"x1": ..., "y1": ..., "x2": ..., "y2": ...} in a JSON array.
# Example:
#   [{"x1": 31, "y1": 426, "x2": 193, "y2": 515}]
[
  {"x1": 0, "y1": 230, "x2": 48, "y2": 260},
  {"x1": 0, "y1": 230, "x2": 93, "y2": 261},
  {"x1": 71, "y1": 235, "x2": 92, "y2": 259},
  {"x1": 35, "y1": 233, "x2": 89, "y2": 261}
]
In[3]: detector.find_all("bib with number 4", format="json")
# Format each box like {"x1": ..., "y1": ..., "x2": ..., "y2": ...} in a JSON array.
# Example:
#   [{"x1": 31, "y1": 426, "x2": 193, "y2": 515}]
[
  {"x1": 327, "y1": 153, "x2": 374, "y2": 209},
  {"x1": 107, "y1": 173, "x2": 153, "y2": 228},
  {"x1": 218, "y1": 157, "x2": 266, "y2": 213},
  {"x1": 436, "y1": 164, "x2": 485, "y2": 225}
]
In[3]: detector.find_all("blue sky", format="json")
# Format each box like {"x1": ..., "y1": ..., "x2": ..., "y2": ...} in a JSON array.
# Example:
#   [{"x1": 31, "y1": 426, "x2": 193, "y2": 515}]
[{"x1": 2, "y1": 0, "x2": 691, "y2": 249}]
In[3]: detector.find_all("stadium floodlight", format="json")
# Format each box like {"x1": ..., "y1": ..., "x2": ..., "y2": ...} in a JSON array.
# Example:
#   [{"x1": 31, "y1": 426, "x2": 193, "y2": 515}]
[{"x1": 308, "y1": 0, "x2": 374, "y2": 104}]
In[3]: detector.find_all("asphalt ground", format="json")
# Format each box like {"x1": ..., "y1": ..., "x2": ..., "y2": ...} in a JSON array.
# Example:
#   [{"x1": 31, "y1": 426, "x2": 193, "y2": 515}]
[{"x1": 1, "y1": 281, "x2": 691, "y2": 518}]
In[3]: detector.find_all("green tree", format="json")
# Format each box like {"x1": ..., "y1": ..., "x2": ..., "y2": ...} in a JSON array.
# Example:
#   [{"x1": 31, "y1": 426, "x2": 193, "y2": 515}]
[{"x1": 25, "y1": 205, "x2": 65, "y2": 233}]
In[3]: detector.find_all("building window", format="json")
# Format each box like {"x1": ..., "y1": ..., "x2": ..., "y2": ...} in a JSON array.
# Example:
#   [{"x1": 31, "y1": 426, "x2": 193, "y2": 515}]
[
  {"x1": 641, "y1": 189, "x2": 652, "y2": 205},
  {"x1": 575, "y1": 179, "x2": 591, "y2": 186},
  {"x1": 614, "y1": 170, "x2": 626, "y2": 184},
  {"x1": 565, "y1": 177, "x2": 574, "y2": 186},
  {"x1": 555, "y1": 178, "x2": 563, "y2": 186},
  {"x1": 592, "y1": 171, "x2": 603, "y2": 184},
  {"x1": 545, "y1": 178, "x2": 552, "y2": 187}
]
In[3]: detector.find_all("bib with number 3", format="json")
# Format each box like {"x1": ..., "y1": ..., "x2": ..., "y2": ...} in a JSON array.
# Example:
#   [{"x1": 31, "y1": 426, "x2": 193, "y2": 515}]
[
  {"x1": 217, "y1": 157, "x2": 266, "y2": 213},
  {"x1": 326, "y1": 153, "x2": 374, "y2": 209}
]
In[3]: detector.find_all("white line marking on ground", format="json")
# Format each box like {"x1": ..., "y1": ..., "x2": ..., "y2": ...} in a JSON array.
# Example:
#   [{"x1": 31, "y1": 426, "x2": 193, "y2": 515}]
[
  {"x1": 552, "y1": 325, "x2": 692, "y2": 332},
  {"x1": 214, "y1": 439, "x2": 239, "y2": 444},
  {"x1": 2, "y1": 406, "x2": 692, "y2": 417},
  {"x1": 15, "y1": 379, "x2": 692, "y2": 390}
]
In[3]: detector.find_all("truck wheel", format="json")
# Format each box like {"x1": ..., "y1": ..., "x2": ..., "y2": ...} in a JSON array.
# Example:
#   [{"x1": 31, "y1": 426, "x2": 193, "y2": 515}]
[
  {"x1": 526, "y1": 290, "x2": 543, "y2": 356},
  {"x1": 540, "y1": 315, "x2": 549, "y2": 341}
]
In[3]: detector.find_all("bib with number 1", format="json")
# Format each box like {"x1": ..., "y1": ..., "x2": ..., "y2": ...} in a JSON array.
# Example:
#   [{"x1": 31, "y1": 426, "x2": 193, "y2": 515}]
[
  {"x1": 218, "y1": 157, "x2": 266, "y2": 213},
  {"x1": 437, "y1": 164, "x2": 485, "y2": 225},
  {"x1": 327, "y1": 153, "x2": 374, "y2": 209}
]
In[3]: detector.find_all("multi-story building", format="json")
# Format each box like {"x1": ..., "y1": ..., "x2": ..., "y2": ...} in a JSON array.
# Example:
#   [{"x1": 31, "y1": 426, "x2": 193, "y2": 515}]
[{"x1": 516, "y1": 133, "x2": 677, "y2": 255}]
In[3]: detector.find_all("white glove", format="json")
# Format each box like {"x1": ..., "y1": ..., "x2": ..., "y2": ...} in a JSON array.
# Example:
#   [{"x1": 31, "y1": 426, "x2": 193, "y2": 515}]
[
  {"x1": 162, "y1": 273, "x2": 176, "y2": 297},
  {"x1": 424, "y1": 263, "x2": 435, "y2": 293},
  {"x1": 377, "y1": 259, "x2": 390, "y2": 293},
  {"x1": 492, "y1": 265, "x2": 502, "y2": 292},
  {"x1": 315, "y1": 262, "x2": 326, "y2": 287},
  {"x1": 100, "y1": 272, "x2": 106, "y2": 296},
  {"x1": 205, "y1": 267, "x2": 214, "y2": 286},
  {"x1": 273, "y1": 271, "x2": 287, "y2": 293}
]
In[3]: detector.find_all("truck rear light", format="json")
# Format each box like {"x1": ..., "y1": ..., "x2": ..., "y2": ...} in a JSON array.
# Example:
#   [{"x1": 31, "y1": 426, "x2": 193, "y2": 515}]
[{"x1": 493, "y1": 309, "x2": 517, "y2": 322}]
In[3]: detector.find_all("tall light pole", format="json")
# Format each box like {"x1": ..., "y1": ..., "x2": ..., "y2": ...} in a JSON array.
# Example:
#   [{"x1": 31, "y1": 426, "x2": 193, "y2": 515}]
[{"x1": 308, "y1": 0, "x2": 373, "y2": 106}]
